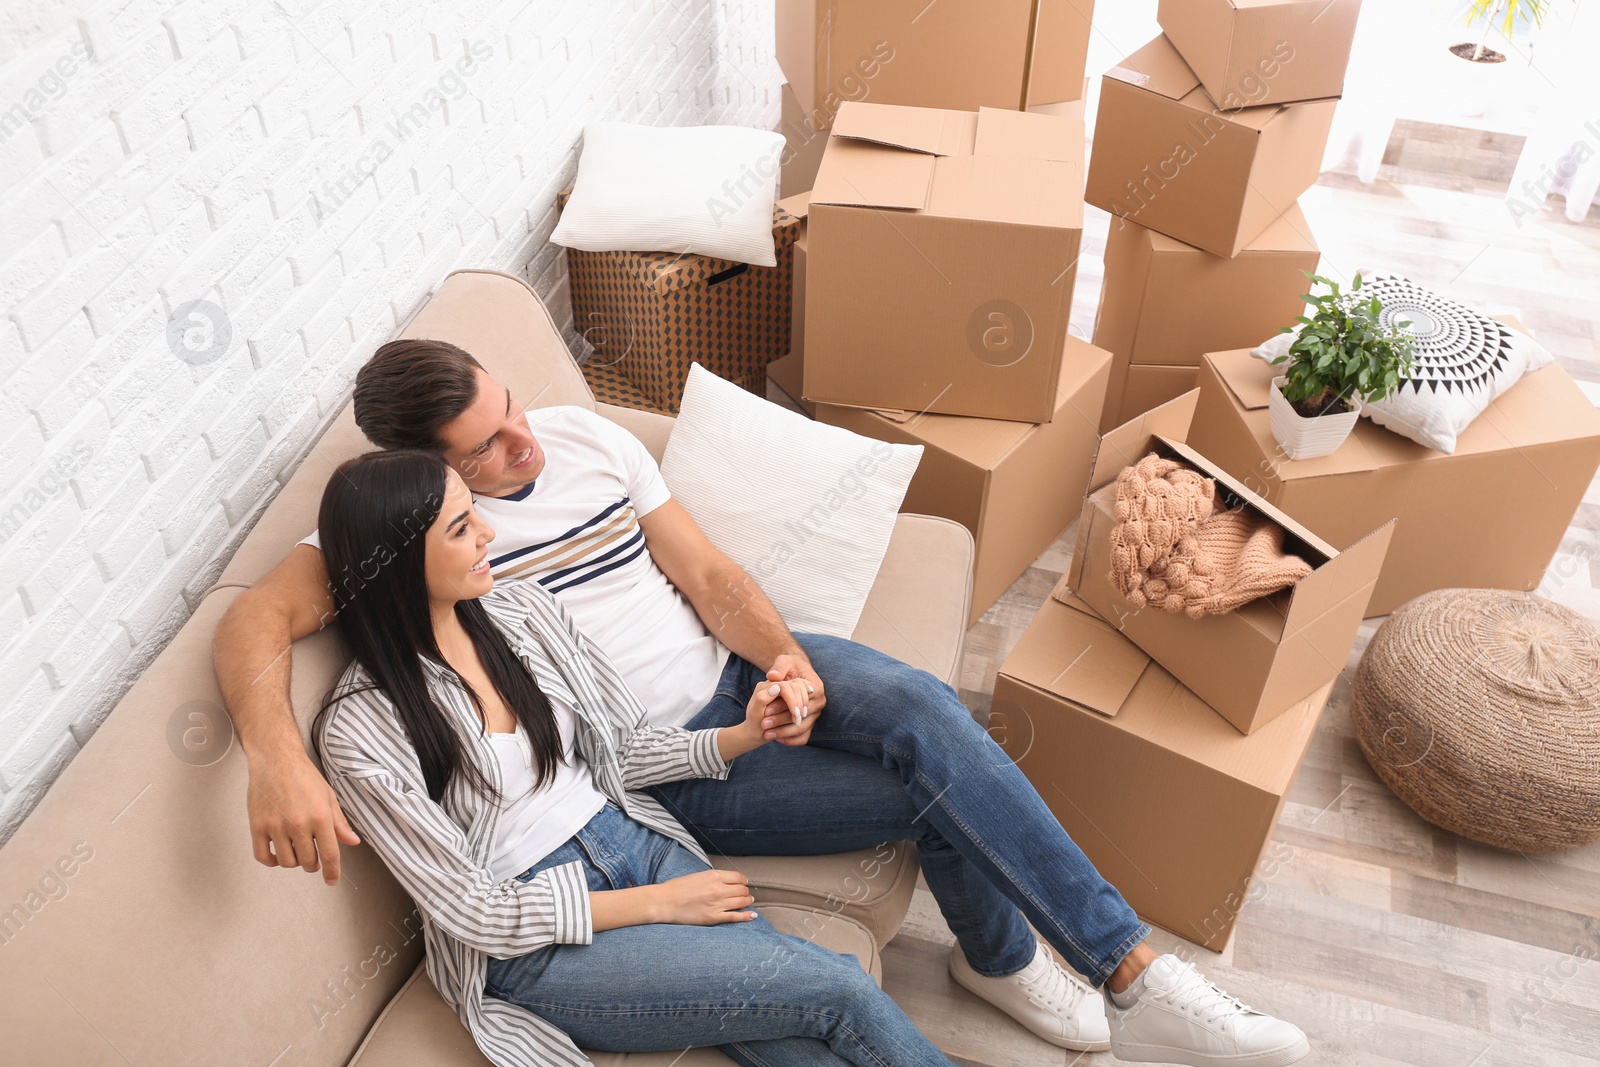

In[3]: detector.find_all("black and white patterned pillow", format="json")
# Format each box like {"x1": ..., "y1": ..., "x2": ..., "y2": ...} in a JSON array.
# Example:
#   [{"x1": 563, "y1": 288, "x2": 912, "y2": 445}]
[{"x1": 1253, "y1": 271, "x2": 1554, "y2": 454}]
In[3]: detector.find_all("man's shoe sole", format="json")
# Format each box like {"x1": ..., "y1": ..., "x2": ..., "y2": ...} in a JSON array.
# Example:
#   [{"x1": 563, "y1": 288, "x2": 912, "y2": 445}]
[
  {"x1": 947, "y1": 952, "x2": 1112, "y2": 1053},
  {"x1": 1109, "y1": 1033, "x2": 1311, "y2": 1067}
]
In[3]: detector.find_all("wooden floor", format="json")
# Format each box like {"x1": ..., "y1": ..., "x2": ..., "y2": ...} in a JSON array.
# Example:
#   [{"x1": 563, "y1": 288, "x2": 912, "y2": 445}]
[{"x1": 769, "y1": 145, "x2": 1600, "y2": 1065}]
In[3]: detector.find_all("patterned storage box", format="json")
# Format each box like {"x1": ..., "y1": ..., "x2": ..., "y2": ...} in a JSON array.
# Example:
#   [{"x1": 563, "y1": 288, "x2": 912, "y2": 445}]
[{"x1": 557, "y1": 191, "x2": 801, "y2": 414}]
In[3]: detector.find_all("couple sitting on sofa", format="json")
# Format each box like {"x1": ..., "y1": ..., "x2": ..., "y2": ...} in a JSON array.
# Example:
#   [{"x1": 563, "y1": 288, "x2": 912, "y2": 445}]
[{"x1": 213, "y1": 339, "x2": 1311, "y2": 1067}]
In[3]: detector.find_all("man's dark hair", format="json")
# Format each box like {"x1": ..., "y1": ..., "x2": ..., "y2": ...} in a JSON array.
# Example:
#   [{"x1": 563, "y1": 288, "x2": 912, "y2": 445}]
[{"x1": 353, "y1": 339, "x2": 484, "y2": 451}]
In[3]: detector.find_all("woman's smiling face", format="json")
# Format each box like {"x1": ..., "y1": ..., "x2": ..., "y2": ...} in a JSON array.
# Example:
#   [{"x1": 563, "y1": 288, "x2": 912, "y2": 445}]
[{"x1": 425, "y1": 467, "x2": 497, "y2": 606}]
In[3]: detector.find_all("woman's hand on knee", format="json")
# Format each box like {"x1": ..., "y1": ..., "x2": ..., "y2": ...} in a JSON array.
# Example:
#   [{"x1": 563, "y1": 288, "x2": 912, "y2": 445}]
[{"x1": 651, "y1": 868, "x2": 758, "y2": 926}]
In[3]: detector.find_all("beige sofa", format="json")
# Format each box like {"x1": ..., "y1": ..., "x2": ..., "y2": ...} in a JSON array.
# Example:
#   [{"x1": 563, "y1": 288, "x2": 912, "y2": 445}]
[{"x1": 0, "y1": 269, "x2": 976, "y2": 1066}]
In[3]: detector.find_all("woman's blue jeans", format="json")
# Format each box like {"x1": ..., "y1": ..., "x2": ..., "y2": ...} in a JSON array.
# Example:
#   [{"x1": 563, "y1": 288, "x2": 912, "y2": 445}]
[
  {"x1": 485, "y1": 803, "x2": 953, "y2": 1067},
  {"x1": 649, "y1": 633, "x2": 1151, "y2": 987}
]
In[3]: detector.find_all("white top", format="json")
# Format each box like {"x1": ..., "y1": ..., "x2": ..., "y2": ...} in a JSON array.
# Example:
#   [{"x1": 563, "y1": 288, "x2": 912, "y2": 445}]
[
  {"x1": 302, "y1": 405, "x2": 731, "y2": 728},
  {"x1": 487, "y1": 701, "x2": 609, "y2": 883}
]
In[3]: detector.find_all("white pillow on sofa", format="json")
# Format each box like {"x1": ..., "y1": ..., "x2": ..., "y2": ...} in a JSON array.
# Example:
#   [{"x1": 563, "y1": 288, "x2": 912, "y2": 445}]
[
  {"x1": 551, "y1": 122, "x2": 786, "y2": 267},
  {"x1": 1252, "y1": 271, "x2": 1554, "y2": 454},
  {"x1": 661, "y1": 364, "x2": 923, "y2": 639}
]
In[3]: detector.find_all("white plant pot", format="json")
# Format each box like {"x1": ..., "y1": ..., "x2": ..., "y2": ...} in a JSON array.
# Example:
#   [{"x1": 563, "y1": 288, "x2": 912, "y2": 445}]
[
  {"x1": 1441, "y1": 40, "x2": 1510, "y2": 119},
  {"x1": 1268, "y1": 376, "x2": 1360, "y2": 461}
]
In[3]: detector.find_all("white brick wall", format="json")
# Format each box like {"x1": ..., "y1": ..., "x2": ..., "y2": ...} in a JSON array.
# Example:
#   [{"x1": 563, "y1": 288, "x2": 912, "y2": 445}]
[{"x1": 0, "y1": 0, "x2": 781, "y2": 844}]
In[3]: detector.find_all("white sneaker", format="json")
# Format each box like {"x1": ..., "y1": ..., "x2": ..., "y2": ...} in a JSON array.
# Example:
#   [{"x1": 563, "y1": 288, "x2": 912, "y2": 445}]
[
  {"x1": 1106, "y1": 954, "x2": 1309, "y2": 1067},
  {"x1": 948, "y1": 941, "x2": 1110, "y2": 1051}
]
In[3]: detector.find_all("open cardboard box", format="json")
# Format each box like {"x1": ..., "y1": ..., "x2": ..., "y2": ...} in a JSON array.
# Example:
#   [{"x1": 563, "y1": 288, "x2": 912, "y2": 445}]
[
  {"x1": 1187, "y1": 344, "x2": 1600, "y2": 616},
  {"x1": 993, "y1": 590, "x2": 1331, "y2": 950},
  {"x1": 804, "y1": 101, "x2": 1084, "y2": 422},
  {"x1": 1156, "y1": 0, "x2": 1363, "y2": 109},
  {"x1": 1065, "y1": 391, "x2": 1393, "y2": 734},
  {"x1": 818, "y1": 335, "x2": 1110, "y2": 626},
  {"x1": 776, "y1": 0, "x2": 1094, "y2": 120},
  {"x1": 1083, "y1": 35, "x2": 1335, "y2": 258},
  {"x1": 1104, "y1": 363, "x2": 1200, "y2": 433}
]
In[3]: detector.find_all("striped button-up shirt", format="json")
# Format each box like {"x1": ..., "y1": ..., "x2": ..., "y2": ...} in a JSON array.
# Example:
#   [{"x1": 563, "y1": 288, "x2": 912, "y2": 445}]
[{"x1": 313, "y1": 576, "x2": 732, "y2": 1066}]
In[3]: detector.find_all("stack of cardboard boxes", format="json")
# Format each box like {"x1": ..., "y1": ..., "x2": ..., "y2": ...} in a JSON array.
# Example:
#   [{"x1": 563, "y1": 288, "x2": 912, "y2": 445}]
[
  {"x1": 728, "y1": 0, "x2": 1597, "y2": 954},
  {"x1": 972, "y1": 0, "x2": 1381, "y2": 950},
  {"x1": 1186, "y1": 337, "x2": 1600, "y2": 617},
  {"x1": 995, "y1": 390, "x2": 1394, "y2": 949},
  {"x1": 768, "y1": 2, "x2": 1116, "y2": 628},
  {"x1": 1084, "y1": 0, "x2": 1362, "y2": 430},
  {"x1": 786, "y1": 100, "x2": 1116, "y2": 627}
]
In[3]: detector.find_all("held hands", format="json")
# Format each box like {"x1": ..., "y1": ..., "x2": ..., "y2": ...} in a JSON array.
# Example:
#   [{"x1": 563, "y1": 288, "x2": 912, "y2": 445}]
[
  {"x1": 651, "y1": 868, "x2": 758, "y2": 925},
  {"x1": 762, "y1": 653, "x2": 824, "y2": 747},
  {"x1": 716, "y1": 678, "x2": 787, "y2": 761}
]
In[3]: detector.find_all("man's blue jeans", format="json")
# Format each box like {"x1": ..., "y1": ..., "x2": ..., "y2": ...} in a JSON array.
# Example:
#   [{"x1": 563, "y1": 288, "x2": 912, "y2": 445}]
[
  {"x1": 486, "y1": 803, "x2": 954, "y2": 1067},
  {"x1": 649, "y1": 633, "x2": 1151, "y2": 986}
]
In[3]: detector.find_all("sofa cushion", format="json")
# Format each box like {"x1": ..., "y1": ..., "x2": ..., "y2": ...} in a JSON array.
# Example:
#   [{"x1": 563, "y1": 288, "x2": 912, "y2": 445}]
[
  {"x1": 661, "y1": 363, "x2": 925, "y2": 639},
  {"x1": 0, "y1": 588, "x2": 421, "y2": 1067},
  {"x1": 853, "y1": 514, "x2": 974, "y2": 688},
  {"x1": 347, "y1": 905, "x2": 881, "y2": 1067}
]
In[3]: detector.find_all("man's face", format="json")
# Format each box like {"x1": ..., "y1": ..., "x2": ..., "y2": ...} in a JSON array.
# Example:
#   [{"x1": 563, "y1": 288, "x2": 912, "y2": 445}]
[{"x1": 434, "y1": 368, "x2": 545, "y2": 497}]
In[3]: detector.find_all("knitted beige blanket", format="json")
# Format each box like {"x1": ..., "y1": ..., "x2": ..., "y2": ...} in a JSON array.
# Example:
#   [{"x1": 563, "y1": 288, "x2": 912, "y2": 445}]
[{"x1": 1109, "y1": 454, "x2": 1312, "y2": 618}]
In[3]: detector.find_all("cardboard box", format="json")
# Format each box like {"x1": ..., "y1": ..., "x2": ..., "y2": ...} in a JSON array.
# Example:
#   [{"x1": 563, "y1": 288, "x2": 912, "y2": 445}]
[
  {"x1": 776, "y1": 0, "x2": 1094, "y2": 120},
  {"x1": 1093, "y1": 205, "x2": 1318, "y2": 430},
  {"x1": 817, "y1": 336, "x2": 1111, "y2": 626},
  {"x1": 1157, "y1": 0, "x2": 1363, "y2": 109},
  {"x1": 779, "y1": 82, "x2": 830, "y2": 199},
  {"x1": 1186, "y1": 347, "x2": 1600, "y2": 617},
  {"x1": 1103, "y1": 362, "x2": 1198, "y2": 432},
  {"x1": 1083, "y1": 35, "x2": 1336, "y2": 257},
  {"x1": 992, "y1": 591, "x2": 1330, "y2": 951},
  {"x1": 767, "y1": 193, "x2": 814, "y2": 415},
  {"x1": 1093, "y1": 205, "x2": 1319, "y2": 370},
  {"x1": 558, "y1": 194, "x2": 801, "y2": 414},
  {"x1": 804, "y1": 101, "x2": 1084, "y2": 422},
  {"x1": 1067, "y1": 392, "x2": 1393, "y2": 733}
]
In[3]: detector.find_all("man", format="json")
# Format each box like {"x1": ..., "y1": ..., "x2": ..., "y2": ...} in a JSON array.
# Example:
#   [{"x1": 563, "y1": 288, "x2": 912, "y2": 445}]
[{"x1": 214, "y1": 337, "x2": 1310, "y2": 1067}]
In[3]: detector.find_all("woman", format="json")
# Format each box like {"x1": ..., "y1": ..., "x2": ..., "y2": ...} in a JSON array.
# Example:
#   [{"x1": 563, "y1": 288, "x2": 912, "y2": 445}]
[{"x1": 312, "y1": 449, "x2": 954, "y2": 1067}]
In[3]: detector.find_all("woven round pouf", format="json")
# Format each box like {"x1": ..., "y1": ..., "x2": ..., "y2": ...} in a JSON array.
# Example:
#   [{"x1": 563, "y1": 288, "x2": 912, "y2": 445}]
[{"x1": 1351, "y1": 588, "x2": 1600, "y2": 853}]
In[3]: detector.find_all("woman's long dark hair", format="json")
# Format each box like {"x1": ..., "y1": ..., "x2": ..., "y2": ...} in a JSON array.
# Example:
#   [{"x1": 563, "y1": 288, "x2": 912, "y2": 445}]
[{"x1": 312, "y1": 449, "x2": 560, "y2": 803}]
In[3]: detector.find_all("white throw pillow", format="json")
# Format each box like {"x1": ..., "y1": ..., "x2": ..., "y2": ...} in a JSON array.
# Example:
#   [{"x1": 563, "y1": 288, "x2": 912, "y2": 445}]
[
  {"x1": 1252, "y1": 271, "x2": 1554, "y2": 454},
  {"x1": 661, "y1": 364, "x2": 924, "y2": 639},
  {"x1": 551, "y1": 122, "x2": 785, "y2": 267}
]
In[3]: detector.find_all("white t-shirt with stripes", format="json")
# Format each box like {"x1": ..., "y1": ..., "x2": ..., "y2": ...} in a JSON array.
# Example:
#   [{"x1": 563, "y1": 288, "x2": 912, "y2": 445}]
[{"x1": 301, "y1": 405, "x2": 732, "y2": 729}]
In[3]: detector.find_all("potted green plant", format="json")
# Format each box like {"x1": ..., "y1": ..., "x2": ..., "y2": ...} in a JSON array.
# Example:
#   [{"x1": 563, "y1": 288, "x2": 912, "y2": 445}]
[{"x1": 1267, "y1": 272, "x2": 1416, "y2": 461}]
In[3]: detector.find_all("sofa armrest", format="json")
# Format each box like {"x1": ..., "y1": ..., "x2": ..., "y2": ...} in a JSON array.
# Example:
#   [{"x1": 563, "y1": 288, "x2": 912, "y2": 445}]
[
  {"x1": 596, "y1": 401, "x2": 676, "y2": 464},
  {"x1": 853, "y1": 514, "x2": 973, "y2": 689}
]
